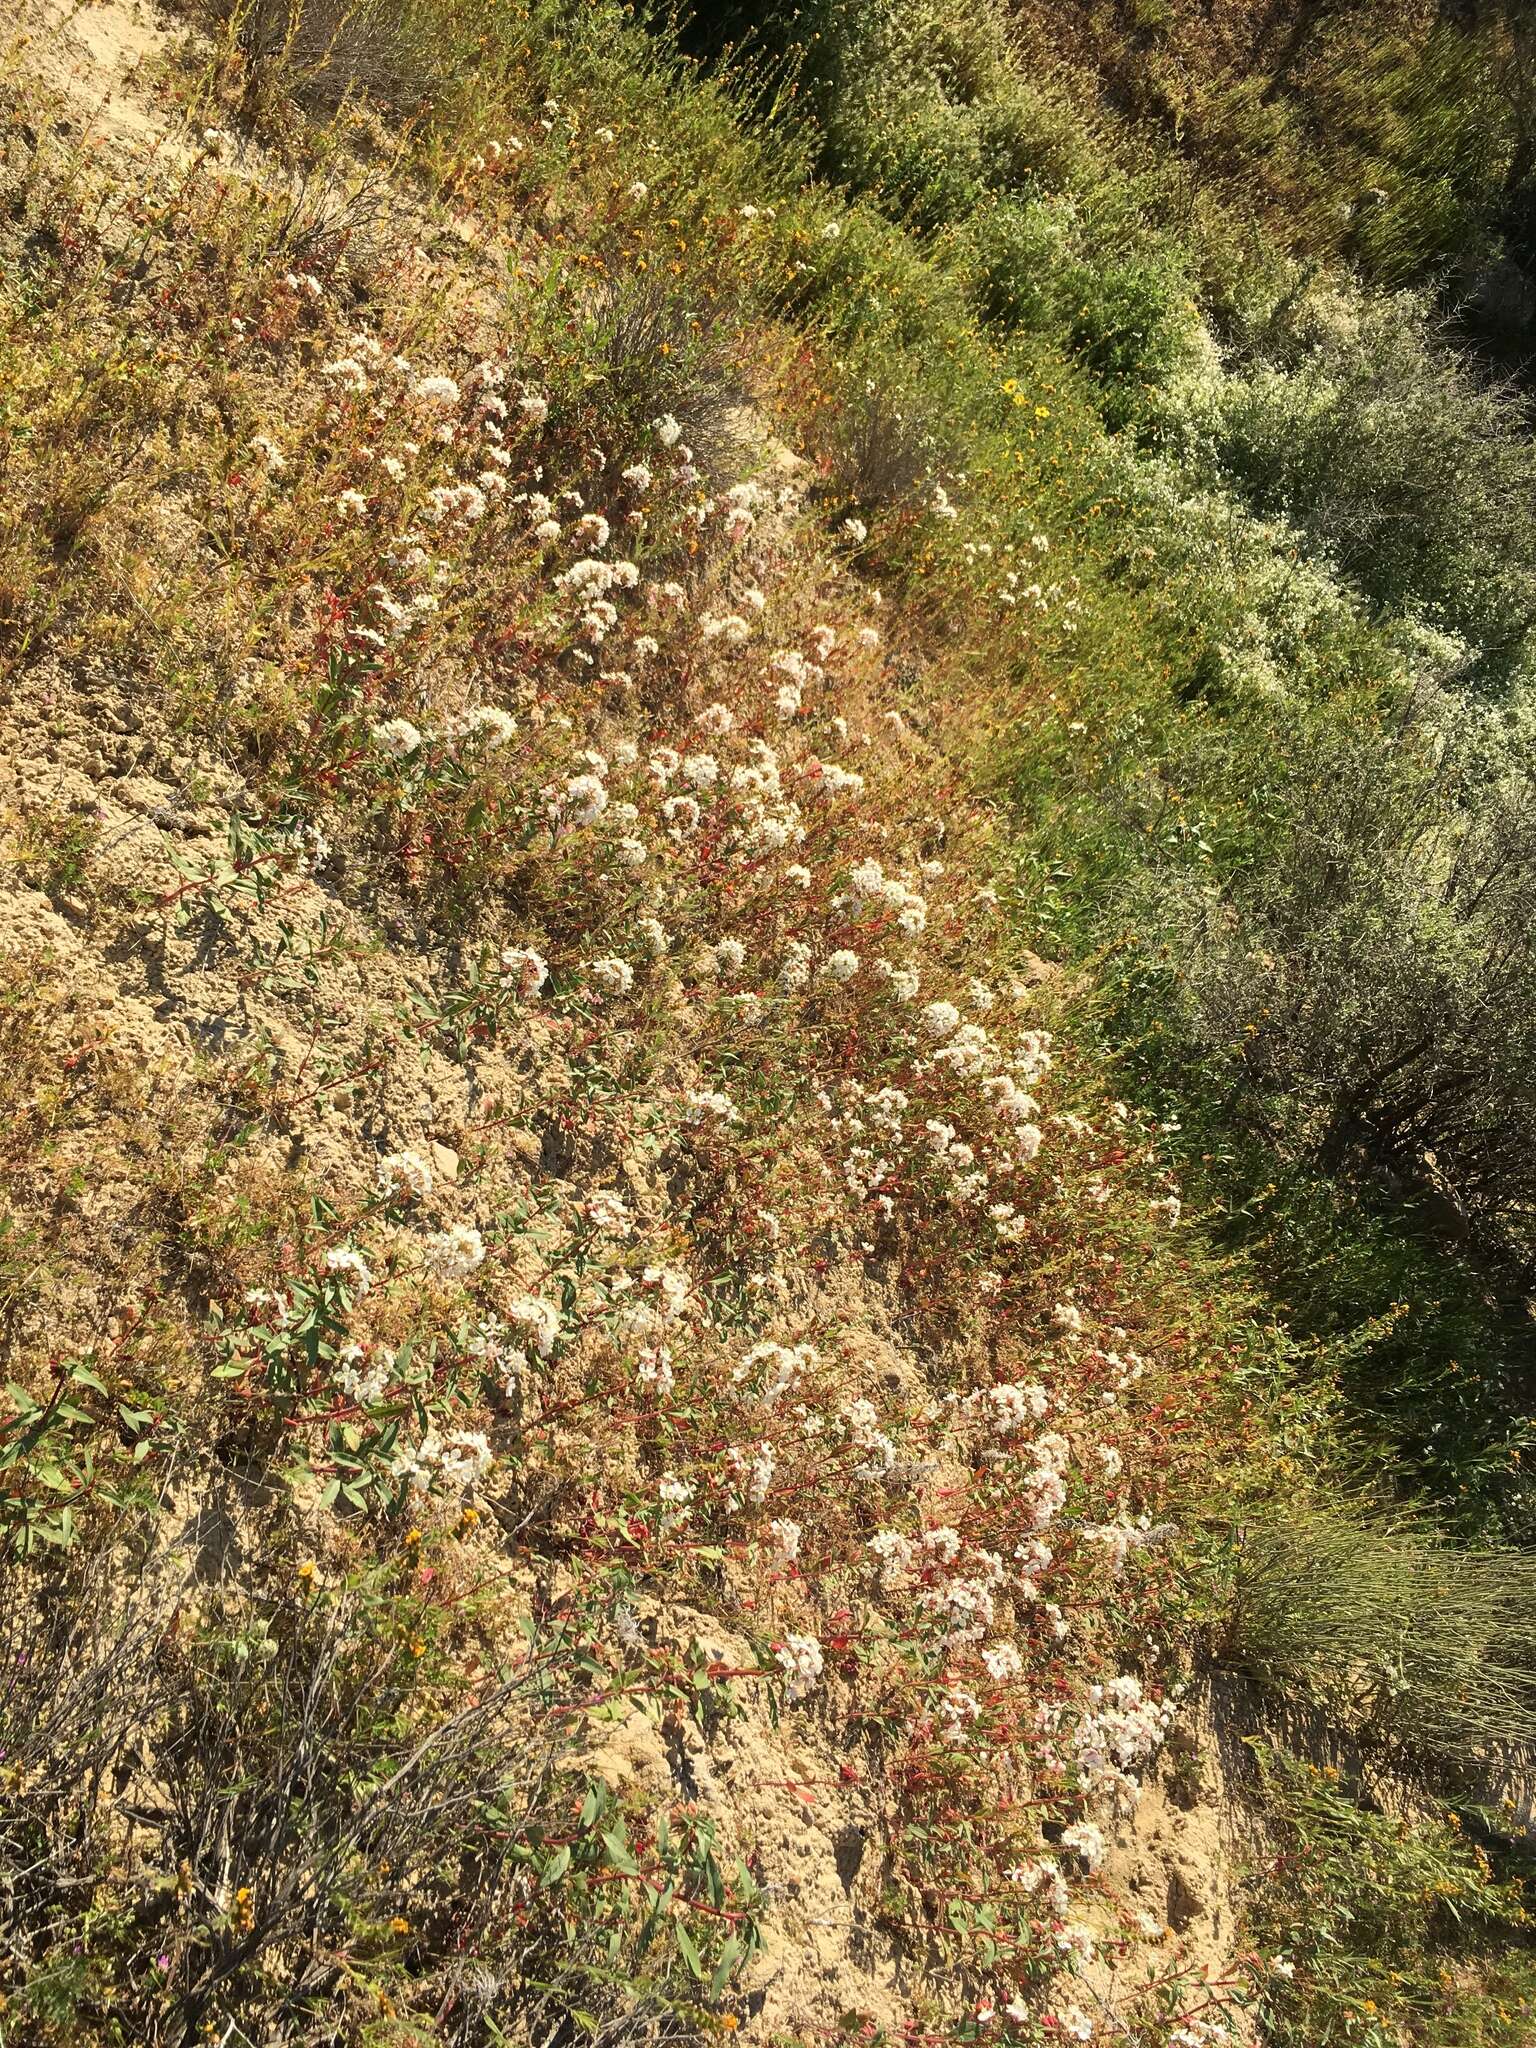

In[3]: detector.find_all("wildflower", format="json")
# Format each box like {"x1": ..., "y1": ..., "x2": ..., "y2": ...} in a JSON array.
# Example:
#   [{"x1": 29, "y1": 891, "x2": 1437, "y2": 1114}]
[
  {"x1": 336, "y1": 1345, "x2": 392, "y2": 1405},
  {"x1": 775, "y1": 939, "x2": 812, "y2": 991},
  {"x1": 500, "y1": 945, "x2": 549, "y2": 998},
  {"x1": 842, "y1": 517, "x2": 867, "y2": 544},
  {"x1": 685, "y1": 1087, "x2": 739, "y2": 1122},
  {"x1": 587, "y1": 956, "x2": 634, "y2": 996},
  {"x1": 1049, "y1": 2008, "x2": 1094, "y2": 2042},
  {"x1": 336, "y1": 488, "x2": 369, "y2": 517},
  {"x1": 627, "y1": 180, "x2": 649, "y2": 200},
  {"x1": 621, "y1": 463, "x2": 652, "y2": 492},
  {"x1": 584, "y1": 1189, "x2": 632, "y2": 1236},
  {"x1": 773, "y1": 1632, "x2": 824, "y2": 1701},
  {"x1": 558, "y1": 772, "x2": 608, "y2": 828},
  {"x1": 413, "y1": 374, "x2": 461, "y2": 406},
  {"x1": 324, "y1": 1246, "x2": 373, "y2": 1296},
  {"x1": 981, "y1": 1641, "x2": 1023, "y2": 1683},
  {"x1": 440, "y1": 1430, "x2": 493, "y2": 1490},
  {"x1": 519, "y1": 391, "x2": 550, "y2": 424},
  {"x1": 822, "y1": 949, "x2": 859, "y2": 983},
  {"x1": 869, "y1": 1528, "x2": 915, "y2": 1585},
  {"x1": 249, "y1": 435, "x2": 285, "y2": 472},
  {"x1": 658, "y1": 1471, "x2": 695, "y2": 1522},
  {"x1": 321, "y1": 358, "x2": 370, "y2": 393},
  {"x1": 920, "y1": 1000, "x2": 960, "y2": 1042},
  {"x1": 765, "y1": 1517, "x2": 801, "y2": 1565},
  {"x1": 505, "y1": 1294, "x2": 560, "y2": 1359},
  {"x1": 377, "y1": 1150, "x2": 433, "y2": 1203},
  {"x1": 857, "y1": 626, "x2": 880, "y2": 650},
  {"x1": 1060, "y1": 1820, "x2": 1106, "y2": 1872},
  {"x1": 425, "y1": 1224, "x2": 486, "y2": 1280},
  {"x1": 653, "y1": 413, "x2": 682, "y2": 447},
  {"x1": 639, "y1": 916, "x2": 671, "y2": 957},
  {"x1": 821, "y1": 219, "x2": 842, "y2": 240}
]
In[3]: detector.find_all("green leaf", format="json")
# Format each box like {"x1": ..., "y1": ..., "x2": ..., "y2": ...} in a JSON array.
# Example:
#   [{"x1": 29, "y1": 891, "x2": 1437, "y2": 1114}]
[
  {"x1": 540, "y1": 1845, "x2": 571, "y2": 1889},
  {"x1": 709, "y1": 1936, "x2": 741, "y2": 1998},
  {"x1": 602, "y1": 1828, "x2": 638, "y2": 1876},
  {"x1": 674, "y1": 1919, "x2": 704, "y2": 1980}
]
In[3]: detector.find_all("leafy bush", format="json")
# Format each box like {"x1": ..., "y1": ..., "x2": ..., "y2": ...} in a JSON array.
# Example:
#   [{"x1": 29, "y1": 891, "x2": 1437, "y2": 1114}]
[
  {"x1": 1136, "y1": 688, "x2": 1536, "y2": 1260},
  {"x1": 1187, "y1": 288, "x2": 1536, "y2": 678},
  {"x1": 1244, "y1": 1744, "x2": 1536, "y2": 2048}
]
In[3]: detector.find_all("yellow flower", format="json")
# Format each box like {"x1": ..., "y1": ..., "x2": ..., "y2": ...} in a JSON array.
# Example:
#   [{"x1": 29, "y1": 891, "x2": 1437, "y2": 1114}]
[{"x1": 391, "y1": 1916, "x2": 411, "y2": 1936}]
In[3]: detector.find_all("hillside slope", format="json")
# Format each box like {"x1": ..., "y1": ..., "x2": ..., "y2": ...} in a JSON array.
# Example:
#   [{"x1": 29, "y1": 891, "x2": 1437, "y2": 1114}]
[{"x1": 0, "y1": 4, "x2": 1532, "y2": 2047}]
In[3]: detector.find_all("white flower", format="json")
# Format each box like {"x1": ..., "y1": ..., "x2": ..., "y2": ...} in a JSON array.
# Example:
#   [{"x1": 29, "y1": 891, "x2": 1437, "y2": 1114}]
[
  {"x1": 413, "y1": 374, "x2": 461, "y2": 406},
  {"x1": 587, "y1": 956, "x2": 634, "y2": 996},
  {"x1": 639, "y1": 916, "x2": 671, "y2": 957},
  {"x1": 335, "y1": 1343, "x2": 392, "y2": 1405},
  {"x1": 822, "y1": 949, "x2": 859, "y2": 984},
  {"x1": 324, "y1": 1246, "x2": 373, "y2": 1296},
  {"x1": 774, "y1": 1632, "x2": 823, "y2": 1700},
  {"x1": 685, "y1": 1087, "x2": 739, "y2": 1122},
  {"x1": 1049, "y1": 2008, "x2": 1094, "y2": 2043},
  {"x1": 842, "y1": 517, "x2": 867, "y2": 544},
  {"x1": 506, "y1": 1293, "x2": 560, "y2": 1359},
  {"x1": 765, "y1": 1517, "x2": 801, "y2": 1565},
  {"x1": 377, "y1": 1150, "x2": 433, "y2": 1202},
  {"x1": 558, "y1": 772, "x2": 608, "y2": 828},
  {"x1": 336, "y1": 488, "x2": 369, "y2": 517},
  {"x1": 658, "y1": 1471, "x2": 695, "y2": 1521},
  {"x1": 920, "y1": 1000, "x2": 960, "y2": 1041},
  {"x1": 453, "y1": 705, "x2": 517, "y2": 749},
  {"x1": 249, "y1": 435, "x2": 285, "y2": 472},
  {"x1": 425, "y1": 1224, "x2": 486, "y2": 1280},
  {"x1": 653, "y1": 414, "x2": 682, "y2": 447},
  {"x1": 621, "y1": 463, "x2": 652, "y2": 492},
  {"x1": 370, "y1": 718, "x2": 423, "y2": 759},
  {"x1": 1060, "y1": 1820, "x2": 1106, "y2": 1872},
  {"x1": 981, "y1": 1641, "x2": 1023, "y2": 1683},
  {"x1": 584, "y1": 1189, "x2": 633, "y2": 1236},
  {"x1": 519, "y1": 391, "x2": 550, "y2": 424},
  {"x1": 500, "y1": 945, "x2": 549, "y2": 998},
  {"x1": 627, "y1": 180, "x2": 649, "y2": 200},
  {"x1": 321, "y1": 357, "x2": 370, "y2": 392}
]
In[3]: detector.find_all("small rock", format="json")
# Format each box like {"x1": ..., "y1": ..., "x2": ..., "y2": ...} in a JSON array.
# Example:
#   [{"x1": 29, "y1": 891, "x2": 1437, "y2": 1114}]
[{"x1": 429, "y1": 1141, "x2": 459, "y2": 1183}]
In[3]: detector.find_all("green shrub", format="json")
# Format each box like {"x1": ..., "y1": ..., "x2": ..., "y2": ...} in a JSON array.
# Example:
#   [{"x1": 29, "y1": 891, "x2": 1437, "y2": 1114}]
[{"x1": 1244, "y1": 1744, "x2": 1536, "y2": 2048}]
